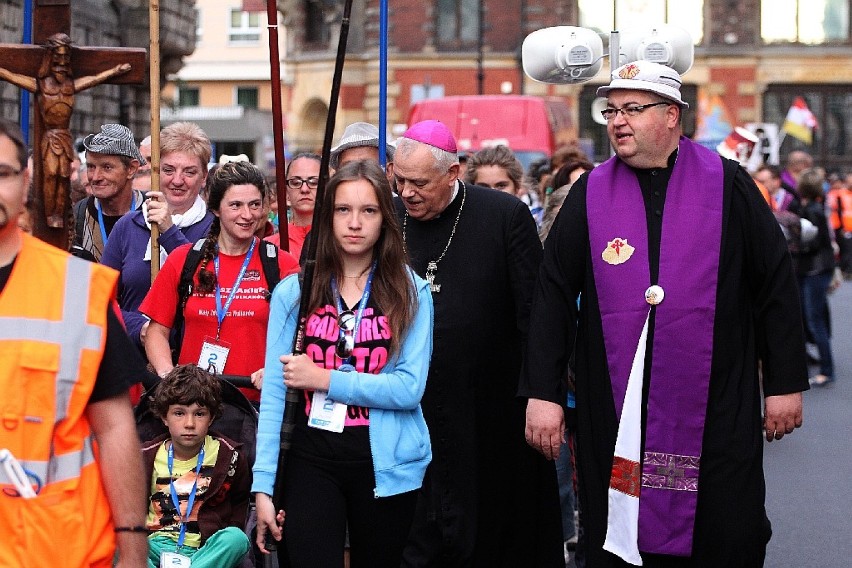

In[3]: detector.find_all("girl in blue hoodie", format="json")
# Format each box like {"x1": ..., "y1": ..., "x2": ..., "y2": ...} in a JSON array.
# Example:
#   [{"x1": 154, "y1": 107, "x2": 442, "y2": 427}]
[{"x1": 253, "y1": 160, "x2": 433, "y2": 567}]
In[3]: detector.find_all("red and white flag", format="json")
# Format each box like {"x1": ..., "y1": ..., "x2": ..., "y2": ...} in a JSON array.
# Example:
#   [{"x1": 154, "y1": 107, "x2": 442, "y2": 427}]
[{"x1": 782, "y1": 97, "x2": 818, "y2": 145}]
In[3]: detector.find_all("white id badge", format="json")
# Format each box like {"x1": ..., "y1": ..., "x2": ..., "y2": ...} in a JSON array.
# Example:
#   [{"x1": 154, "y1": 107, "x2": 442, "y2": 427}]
[
  {"x1": 198, "y1": 336, "x2": 231, "y2": 374},
  {"x1": 160, "y1": 551, "x2": 192, "y2": 567},
  {"x1": 308, "y1": 391, "x2": 347, "y2": 433}
]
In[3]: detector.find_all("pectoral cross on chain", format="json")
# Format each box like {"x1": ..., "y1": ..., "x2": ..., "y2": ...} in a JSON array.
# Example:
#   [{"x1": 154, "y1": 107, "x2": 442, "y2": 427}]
[{"x1": 426, "y1": 261, "x2": 441, "y2": 293}]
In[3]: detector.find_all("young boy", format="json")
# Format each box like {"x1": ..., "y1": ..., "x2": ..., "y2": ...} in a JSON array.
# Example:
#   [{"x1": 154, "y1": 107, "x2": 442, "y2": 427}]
[{"x1": 143, "y1": 365, "x2": 251, "y2": 568}]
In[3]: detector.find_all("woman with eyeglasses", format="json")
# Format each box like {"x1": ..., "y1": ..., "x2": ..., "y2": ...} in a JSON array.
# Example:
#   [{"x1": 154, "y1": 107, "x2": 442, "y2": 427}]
[
  {"x1": 139, "y1": 161, "x2": 300, "y2": 403},
  {"x1": 102, "y1": 122, "x2": 215, "y2": 351},
  {"x1": 265, "y1": 152, "x2": 321, "y2": 260},
  {"x1": 253, "y1": 160, "x2": 434, "y2": 567}
]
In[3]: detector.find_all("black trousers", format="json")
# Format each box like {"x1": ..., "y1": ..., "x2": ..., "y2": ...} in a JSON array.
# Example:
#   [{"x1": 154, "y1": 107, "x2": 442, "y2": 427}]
[{"x1": 276, "y1": 452, "x2": 417, "y2": 568}]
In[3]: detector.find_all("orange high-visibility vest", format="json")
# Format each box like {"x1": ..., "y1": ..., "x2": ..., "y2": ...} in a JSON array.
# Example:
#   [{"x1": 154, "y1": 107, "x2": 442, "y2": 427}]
[
  {"x1": 0, "y1": 233, "x2": 119, "y2": 568},
  {"x1": 827, "y1": 188, "x2": 852, "y2": 232}
]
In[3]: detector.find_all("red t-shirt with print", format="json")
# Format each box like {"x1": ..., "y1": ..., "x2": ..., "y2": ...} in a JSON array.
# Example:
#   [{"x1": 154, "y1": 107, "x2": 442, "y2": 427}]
[
  {"x1": 265, "y1": 224, "x2": 310, "y2": 261},
  {"x1": 140, "y1": 239, "x2": 299, "y2": 402}
]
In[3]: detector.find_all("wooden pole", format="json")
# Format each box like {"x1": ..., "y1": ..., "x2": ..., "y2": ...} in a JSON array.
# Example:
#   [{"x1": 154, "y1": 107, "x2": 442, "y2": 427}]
[{"x1": 149, "y1": 0, "x2": 161, "y2": 283}]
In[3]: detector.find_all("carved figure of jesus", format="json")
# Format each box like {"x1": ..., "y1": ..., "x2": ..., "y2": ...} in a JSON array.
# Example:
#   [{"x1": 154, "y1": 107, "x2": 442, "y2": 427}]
[{"x1": 0, "y1": 33, "x2": 130, "y2": 227}]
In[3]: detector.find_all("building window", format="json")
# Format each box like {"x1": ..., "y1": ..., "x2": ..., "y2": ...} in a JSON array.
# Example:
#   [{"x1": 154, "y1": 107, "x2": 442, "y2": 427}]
[
  {"x1": 304, "y1": 0, "x2": 331, "y2": 45},
  {"x1": 229, "y1": 9, "x2": 261, "y2": 43},
  {"x1": 436, "y1": 0, "x2": 479, "y2": 49},
  {"x1": 761, "y1": 0, "x2": 849, "y2": 44},
  {"x1": 177, "y1": 87, "x2": 200, "y2": 108},
  {"x1": 236, "y1": 87, "x2": 259, "y2": 109},
  {"x1": 763, "y1": 86, "x2": 852, "y2": 172},
  {"x1": 411, "y1": 84, "x2": 445, "y2": 104},
  {"x1": 579, "y1": 0, "x2": 704, "y2": 45}
]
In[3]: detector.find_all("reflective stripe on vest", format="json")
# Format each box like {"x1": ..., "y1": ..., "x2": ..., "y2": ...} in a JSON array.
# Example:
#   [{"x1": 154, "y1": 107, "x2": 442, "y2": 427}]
[
  {"x1": 0, "y1": 434, "x2": 96, "y2": 486},
  {"x1": 0, "y1": 257, "x2": 101, "y2": 424},
  {"x1": 0, "y1": 256, "x2": 102, "y2": 489}
]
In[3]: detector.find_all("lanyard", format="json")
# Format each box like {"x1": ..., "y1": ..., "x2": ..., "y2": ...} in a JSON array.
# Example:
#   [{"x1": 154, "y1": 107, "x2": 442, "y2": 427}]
[
  {"x1": 96, "y1": 192, "x2": 136, "y2": 247},
  {"x1": 214, "y1": 237, "x2": 257, "y2": 339},
  {"x1": 167, "y1": 441, "x2": 205, "y2": 550},
  {"x1": 331, "y1": 260, "x2": 377, "y2": 368}
]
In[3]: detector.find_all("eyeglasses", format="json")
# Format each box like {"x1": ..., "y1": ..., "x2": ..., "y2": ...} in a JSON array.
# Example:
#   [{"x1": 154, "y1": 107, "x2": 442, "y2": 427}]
[
  {"x1": 336, "y1": 310, "x2": 356, "y2": 359},
  {"x1": 600, "y1": 102, "x2": 671, "y2": 121},
  {"x1": 286, "y1": 176, "x2": 319, "y2": 190},
  {"x1": 0, "y1": 165, "x2": 23, "y2": 182}
]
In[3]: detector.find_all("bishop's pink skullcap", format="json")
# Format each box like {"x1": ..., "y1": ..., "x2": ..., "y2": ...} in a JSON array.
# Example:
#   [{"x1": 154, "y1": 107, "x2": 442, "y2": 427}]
[{"x1": 402, "y1": 120, "x2": 457, "y2": 153}]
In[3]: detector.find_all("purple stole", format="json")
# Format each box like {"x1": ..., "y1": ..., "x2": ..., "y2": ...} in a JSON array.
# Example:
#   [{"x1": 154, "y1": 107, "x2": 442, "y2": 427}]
[{"x1": 587, "y1": 137, "x2": 724, "y2": 558}]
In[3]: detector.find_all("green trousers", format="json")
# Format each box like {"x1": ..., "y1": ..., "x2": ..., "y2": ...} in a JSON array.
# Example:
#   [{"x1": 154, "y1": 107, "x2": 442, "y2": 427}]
[{"x1": 147, "y1": 526, "x2": 250, "y2": 568}]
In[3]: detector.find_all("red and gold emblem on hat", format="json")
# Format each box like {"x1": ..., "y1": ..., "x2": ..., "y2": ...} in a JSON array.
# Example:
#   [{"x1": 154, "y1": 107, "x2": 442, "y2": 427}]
[
  {"x1": 618, "y1": 64, "x2": 640, "y2": 80},
  {"x1": 602, "y1": 237, "x2": 635, "y2": 265}
]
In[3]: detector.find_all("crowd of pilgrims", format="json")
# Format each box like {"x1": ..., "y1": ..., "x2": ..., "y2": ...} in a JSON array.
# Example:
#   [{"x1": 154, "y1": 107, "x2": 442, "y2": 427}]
[{"x1": 18, "y1": 117, "x2": 844, "y2": 566}]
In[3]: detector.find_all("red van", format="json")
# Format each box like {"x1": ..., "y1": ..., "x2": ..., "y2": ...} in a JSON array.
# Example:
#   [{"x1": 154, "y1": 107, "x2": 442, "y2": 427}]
[{"x1": 406, "y1": 95, "x2": 575, "y2": 169}]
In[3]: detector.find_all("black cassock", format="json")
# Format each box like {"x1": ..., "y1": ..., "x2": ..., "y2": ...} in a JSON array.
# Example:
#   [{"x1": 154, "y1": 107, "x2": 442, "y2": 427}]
[
  {"x1": 398, "y1": 183, "x2": 563, "y2": 567},
  {"x1": 521, "y1": 158, "x2": 809, "y2": 567}
]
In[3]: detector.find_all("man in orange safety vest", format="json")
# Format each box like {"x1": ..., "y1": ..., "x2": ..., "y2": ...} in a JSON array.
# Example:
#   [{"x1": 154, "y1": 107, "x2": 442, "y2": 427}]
[{"x1": 0, "y1": 118, "x2": 149, "y2": 567}]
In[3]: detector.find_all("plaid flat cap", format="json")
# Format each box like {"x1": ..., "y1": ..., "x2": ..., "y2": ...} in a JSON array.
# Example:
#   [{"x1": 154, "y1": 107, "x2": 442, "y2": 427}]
[{"x1": 83, "y1": 124, "x2": 146, "y2": 164}]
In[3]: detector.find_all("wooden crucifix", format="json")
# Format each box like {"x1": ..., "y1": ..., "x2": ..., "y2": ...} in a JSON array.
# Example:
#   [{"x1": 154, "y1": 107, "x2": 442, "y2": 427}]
[{"x1": 0, "y1": 0, "x2": 146, "y2": 250}]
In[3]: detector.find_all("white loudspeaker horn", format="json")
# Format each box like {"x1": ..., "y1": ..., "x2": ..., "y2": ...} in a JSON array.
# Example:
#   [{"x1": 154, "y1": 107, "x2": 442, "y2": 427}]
[
  {"x1": 591, "y1": 97, "x2": 610, "y2": 126},
  {"x1": 618, "y1": 24, "x2": 694, "y2": 74},
  {"x1": 523, "y1": 26, "x2": 604, "y2": 84}
]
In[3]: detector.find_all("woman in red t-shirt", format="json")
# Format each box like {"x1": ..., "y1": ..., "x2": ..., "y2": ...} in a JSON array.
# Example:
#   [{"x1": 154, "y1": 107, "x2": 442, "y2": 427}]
[{"x1": 141, "y1": 161, "x2": 299, "y2": 403}]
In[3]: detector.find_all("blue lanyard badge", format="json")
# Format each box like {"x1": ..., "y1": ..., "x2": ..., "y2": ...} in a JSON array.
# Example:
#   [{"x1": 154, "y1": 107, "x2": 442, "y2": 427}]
[
  {"x1": 331, "y1": 261, "x2": 377, "y2": 372},
  {"x1": 96, "y1": 192, "x2": 136, "y2": 247},
  {"x1": 213, "y1": 237, "x2": 257, "y2": 339},
  {"x1": 167, "y1": 441, "x2": 205, "y2": 550}
]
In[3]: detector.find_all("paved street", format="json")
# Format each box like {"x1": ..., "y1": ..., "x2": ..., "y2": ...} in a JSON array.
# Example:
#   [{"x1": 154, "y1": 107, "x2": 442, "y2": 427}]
[{"x1": 764, "y1": 279, "x2": 852, "y2": 567}]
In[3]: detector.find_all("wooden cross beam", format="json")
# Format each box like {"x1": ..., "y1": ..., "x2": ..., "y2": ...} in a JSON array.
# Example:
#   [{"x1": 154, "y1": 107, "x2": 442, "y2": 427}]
[
  {"x1": 0, "y1": 44, "x2": 147, "y2": 86},
  {"x1": 0, "y1": 0, "x2": 147, "y2": 250}
]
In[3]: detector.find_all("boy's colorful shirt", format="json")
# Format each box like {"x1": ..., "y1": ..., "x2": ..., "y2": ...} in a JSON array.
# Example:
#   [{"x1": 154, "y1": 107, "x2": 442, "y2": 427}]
[{"x1": 146, "y1": 435, "x2": 221, "y2": 549}]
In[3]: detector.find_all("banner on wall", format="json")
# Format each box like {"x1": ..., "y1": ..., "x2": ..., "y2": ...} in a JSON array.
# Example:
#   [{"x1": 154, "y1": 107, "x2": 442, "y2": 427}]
[{"x1": 693, "y1": 91, "x2": 735, "y2": 152}]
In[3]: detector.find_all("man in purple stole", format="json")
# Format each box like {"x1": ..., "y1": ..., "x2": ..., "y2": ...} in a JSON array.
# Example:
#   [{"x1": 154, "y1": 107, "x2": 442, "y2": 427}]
[{"x1": 520, "y1": 61, "x2": 809, "y2": 567}]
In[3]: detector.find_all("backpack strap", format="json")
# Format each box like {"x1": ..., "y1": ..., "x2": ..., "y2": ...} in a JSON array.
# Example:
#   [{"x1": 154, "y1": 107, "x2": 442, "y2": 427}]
[
  {"x1": 259, "y1": 239, "x2": 281, "y2": 301},
  {"x1": 73, "y1": 197, "x2": 88, "y2": 248},
  {"x1": 170, "y1": 238, "x2": 278, "y2": 363},
  {"x1": 171, "y1": 238, "x2": 207, "y2": 363},
  {"x1": 69, "y1": 198, "x2": 97, "y2": 261}
]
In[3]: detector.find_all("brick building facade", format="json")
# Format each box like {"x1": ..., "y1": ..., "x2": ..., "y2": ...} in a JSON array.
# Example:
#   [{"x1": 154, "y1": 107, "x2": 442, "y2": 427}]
[{"x1": 277, "y1": 0, "x2": 852, "y2": 172}]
